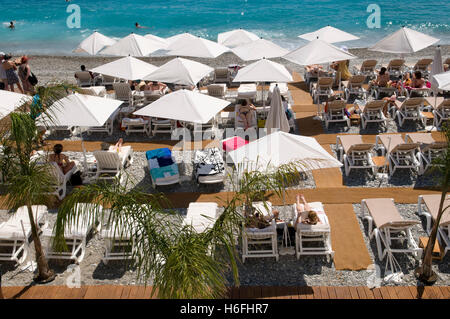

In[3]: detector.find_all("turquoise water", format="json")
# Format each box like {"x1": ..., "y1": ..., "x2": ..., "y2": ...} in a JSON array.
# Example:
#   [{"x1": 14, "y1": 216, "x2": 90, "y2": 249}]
[{"x1": 0, "y1": 0, "x2": 449, "y2": 54}]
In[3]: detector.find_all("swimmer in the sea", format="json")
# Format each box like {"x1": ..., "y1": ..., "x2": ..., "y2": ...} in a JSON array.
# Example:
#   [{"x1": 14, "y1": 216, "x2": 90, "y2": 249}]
[
  {"x1": 135, "y1": 22, "x2": 148, "y2": 29},
  {"x1": 8, "y1": 21, "x2": 15, "y2": 30}
]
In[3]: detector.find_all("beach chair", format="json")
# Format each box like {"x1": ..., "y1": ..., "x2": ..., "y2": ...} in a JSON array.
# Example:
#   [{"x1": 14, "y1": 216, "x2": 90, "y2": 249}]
[
  {"x1": 75, "y1": 71, "x2": 93, "y2": 87},
  {"x1": 44, "y1": 203, "x2": 101, "y2": 264},
  {"x1": 235, "y1": 104, "x2": 257, "y2": 130},
  {"x1": 237, "y1": 83, "x2": 257, "y2": 100},
  {"x1": 101, "y1": 216, "x2": 140, "y2": 264},
  {"x1": 355, "y1": 59, "x2": 377, "y2": 78},
  {"x1": 386, "y1": 59, "x2": 405, "y2": 78},
  {"x1": 412, "y1": 58, "x2": 433, "y2": 77},
  {"x1": 406, "y1": 87, "x2": 431, "y2": 98},
  {"x1": 182, "y1": 202, "x2": 219, "y2": 233},
  {"x1": 242, "y1": 201, "x2": 279, "y2": 263},
  {"x1": 143, "y1": 90, "x2": 163, "y2": 104},
  {"x1": 45, "y1": 162, "x2": 77, "y2": 200},
  {"x1": 121, "y1": 117, "x2": 151, "y2": 136},
  {"x1": 151, "y1": 118, "x2": 176, "y2": 136},
  {"x1": 87, "y1": 108, "x2": 119, "y2": 136},
  {"x1": 375, "y1": 134, "x2": 420, "y2": 176},
  {"x1": 433, "y1": 99, "x2": 450, "y2": 128},
  {"x1": 394, "y1": 97, "x2": 426, "y2": 127},
  {"x1": 146, "y1": 148, "x2": 180, "y2": 188},
  {"x1": 214, "y1": 68, "x2": 231, "y2": 86},
  {"x1": 336, "y1": 135, "x2": 376, "y2": 176},
  {"x1": 113, "y1": 82, "x2": 143, "y2": 106},
  {"x1": 0, "y1": 205, "x2": 48, "y2": 265},
  {"x1": 291, "y1": 202, "x2": 334, "y2": 260},
  {"x1": 360, "y1": 100, "x2": 388, "y2": 129},
  {"x1": 207, "y1": 84, "x2": 227, "y2": 99},
  {"x1": 323, "y1": 100, "x2": 349, "y2": 129},
  {"x1": 98, "y1": 74, "x2": 117, "y2": 87},
  {"x1": 360, "y1": 198, "x2": 422, "y2": 261},
  {"x1": 406, "y1": 133, "x2": 447, "y2": 174},
  {"x1": 93, "y1": 147, "x2": 133, "y2": 183},
  {"x1": 418, "y1": 194, "x2": 450, "y2": 256},
  {"x1": 193, "y1": 147, "x2": 225, "y2": 185},
  {"x1": 311, "y1": 77, "x2": 334, "y2": 104},
  {"x1": 343, "y1": 75, "x2": 367, "y2": 101}
]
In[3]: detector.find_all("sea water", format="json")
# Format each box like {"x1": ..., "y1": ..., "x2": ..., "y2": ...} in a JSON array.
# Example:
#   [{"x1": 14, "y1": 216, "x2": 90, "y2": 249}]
[{"x1": 0, "y1": 0, "x2": 449, "y2": 55}]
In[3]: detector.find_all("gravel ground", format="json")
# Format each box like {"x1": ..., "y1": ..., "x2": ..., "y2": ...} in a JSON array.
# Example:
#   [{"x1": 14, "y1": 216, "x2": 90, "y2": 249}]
[{"x1": 329, "y1": 144, "x2": 441, "y2": 188}]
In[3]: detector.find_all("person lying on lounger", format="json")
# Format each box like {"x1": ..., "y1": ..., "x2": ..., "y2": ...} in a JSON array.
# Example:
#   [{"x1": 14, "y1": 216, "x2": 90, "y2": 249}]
[
  {"x1": 293, "y1": 194, "x2": 322, "y2": 228},
  {"x1": 100, "y1": 138, "x2": 124, "y2": 152},
  {"x1": 245, "y1": 209, "x2": 280, "y2": 229}
]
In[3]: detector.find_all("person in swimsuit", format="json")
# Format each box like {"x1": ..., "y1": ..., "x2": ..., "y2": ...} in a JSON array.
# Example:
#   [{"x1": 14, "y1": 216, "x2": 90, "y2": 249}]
[
  {"x1": 48, "y1": 144, "x2": 76, "y2": 175},
  {"x1": 293, "y1": 194, "x2": 322, "y2": 229},
  {"x1": 238, "y1": 99, "x2": 256, "y2": 129},
  {"x1": 2, "y1": 54, "x2": 24, "y2": 93}
]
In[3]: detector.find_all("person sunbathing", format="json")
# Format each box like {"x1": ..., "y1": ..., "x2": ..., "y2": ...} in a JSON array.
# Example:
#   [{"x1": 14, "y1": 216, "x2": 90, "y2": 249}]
[
  {"x1": 49, "y1": 144, "x2": 76, "y2": 175},
  {"x1": 144, "y1": 81, "x2": 167, "y2": 93},
  {"x1": 368, "y1": 67, "x2": 391, "y2": 90},
  {"x1": 238, "y1": 99, "x2": 256, "y2": 129},
  {"x1": 293, "y1": 194, "x2": 322, "y2": 228},
  {"x1": 411, "y1": 71, "x2": 425, "y2": 89},
  {"x1": 100, "y1": 138, "x2": 123, "y2": 152},
  {"x1": 245, "y1": 209, "x2": 279, "y2": 229}
]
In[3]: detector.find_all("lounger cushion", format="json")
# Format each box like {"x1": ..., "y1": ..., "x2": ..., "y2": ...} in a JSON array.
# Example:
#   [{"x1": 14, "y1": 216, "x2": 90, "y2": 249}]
[
  {"x1": 377, "y1": 134, "x2": 406, "y2": 153},
  {"x1": 222, "y1": 136, "x2": 248, "y2": 152},
  {"x1": 364, "y1": 198, "x2": 418, "y2": 229},
  {"x1": 146, "y1": 148, "x2": 171, "y2": 160},
  {"x1": 157, "y1": 155, "x2": 174, "y2": 167},
  {"x1": 194, "y1": 148, "x2": 224, "y2": 180},
  {"x1": 150, "y1": 163, "x2": 179, "y2": 180},
  {"x1": 338, "y1": 135, "x2": 364, "y2": 153}
]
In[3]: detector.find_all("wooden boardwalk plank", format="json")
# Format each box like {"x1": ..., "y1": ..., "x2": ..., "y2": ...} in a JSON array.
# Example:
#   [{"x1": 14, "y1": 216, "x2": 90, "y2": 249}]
[
  {"x1": 349, "y1": 287, "x2": 360, "y2": 299},
  {"x1": 318, "y1": 286, "x2": 329, "y2": 299},
  {"x1": 327, "y1": 287, "x2": 338, "y2": 299},
  {"x1": 355, "y1": 287, "x2": 368, "y2": 299},
  {"x1": 372, "y1": 288, "x2": 383, "y2": 299},
  {"x1": 312, "y1": 286, "x2": 322, "y2": 299}
]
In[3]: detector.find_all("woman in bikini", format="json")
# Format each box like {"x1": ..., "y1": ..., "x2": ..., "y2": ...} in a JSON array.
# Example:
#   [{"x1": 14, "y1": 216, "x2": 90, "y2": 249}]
[
  {"x1": 293, "y1": 194, "x2": 322, "y2": 229},
  {"x1": 238, "y1": 99, "x2": 256, "y2": 129},
  {"x1": 48, "y1": 144, "x2": 76, "y2": 175}
]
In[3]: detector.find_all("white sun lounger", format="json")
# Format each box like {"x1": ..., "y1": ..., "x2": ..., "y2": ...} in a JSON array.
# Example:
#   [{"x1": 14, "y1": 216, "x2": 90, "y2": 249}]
[
  {"x1": 417, "y1": 194, "x2": 450, "y2": 257},
  {"x1": 324, "y1": 100, "x2": 350, "y2": 129},
  {"x1": 432, "y1": 98, "x2": 450, "y2": 129},
  {"x1": 393, "y1": 97, "x2": 426, "y2": 127},
  {"x1": 93, "y1": 146, "x2": 133, "y2": 183},
  {"x1": 291, "y1": 202, "x2": 334, "y2": 260},
  {"x1": 359, "y1": 100, "x2": 388, "y2": 129},
  {"x1": 375, "y1": 134, "x2": 420, "y2": 176},
  {"x1": 45, "y1": 162, "x2": 77, "y2": 200},
  {"x1": 242, "y1": 201, "x2": 279, "y2": 263},
  {"x1": 0, "y1": 205, "x2": 48, "y2": 265},
  {"x1": 311, "y1": 77, "x2": 334, "y2": 104},
  {"x1": 44, "y1": 203, "x2": 101, "y2": 264},
  {"x1": 343, "y1": 75, "x2": 367, "y2": 101},
  {"x1": 336, "y1": 135, "x2": 375, "y2": 176},
  {"x1": 361, "y1": 198, "x2": 422, "y2": 261},
  {"x1": 405, "y1": 133, "x2": 447, "y2": 174},
  {"x1": 101, "y1": 217, "x2": 140, "y2": 264},
  {"x1": 182, "y1": 202, "x2": 219, "y2": 233}
]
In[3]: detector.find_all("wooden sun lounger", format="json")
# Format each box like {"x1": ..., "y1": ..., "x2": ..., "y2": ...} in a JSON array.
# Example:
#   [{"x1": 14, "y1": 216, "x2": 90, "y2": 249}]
[{"x1": 361, "y1": 198, "x2": 422, "y2": 261}]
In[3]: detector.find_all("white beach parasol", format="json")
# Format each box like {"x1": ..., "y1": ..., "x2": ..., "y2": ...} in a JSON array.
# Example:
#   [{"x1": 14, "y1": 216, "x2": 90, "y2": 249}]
[
  {"x1": 100, "y1": 33, "x2": 165, "y2": 57},
  {"x1": 0, "y1": 90, "x2": 32, "y2": 119},
  {"x1": 298, "y1": 26, "x2": 359, "y2": 43},
  {"x1": 73, "y1": 31, "x2": 117, "y2": 55},
  {"x1": 265, "y1": 85, "x2": 290, "y2": 133},
  {"x1": 143, "y1": 57, "x2": 213, "y2": 86},
  {"x1": 90, "y1": 56, "x2": 158, "y2": 81},
  {"x1": 144, "y1": 33, "x2": 169, "y2": 48},
  {"x1": 218, "y1": 29, "x2": 260, "y2": 48},
  {"x1": 134, "y1": 89, "x2": 230, "y2": 124},
  {"x1": 433, "y1": 71, "x2": 450, "y2": 91},
  {"x1": 369, "y1": 27, "x2": 439, "y2": 54},
  {"x1": 283, "y1": 38, "x2": 356, "y2": 66},
  {"x1": 165, "y1": 35, "x2": 230, "y2": 59},
  {"x1": 228, "y1": 131, "x2": 343, "y2": 170},
  {"x1": 232, "y1": 38, "x2": 289, "y2": 61}
]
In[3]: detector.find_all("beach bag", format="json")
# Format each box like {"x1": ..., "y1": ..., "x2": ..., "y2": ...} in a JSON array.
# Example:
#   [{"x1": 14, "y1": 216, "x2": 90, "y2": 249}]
[
  {"x1": 69, "y1": 171, "x2": 83, "y2": 186},
  {"x1": 28, "y1": 72, "x2": 38, "y2": 86},
  {"x1": 257, "y1": 118, "x2": 266, "y2": 128}
]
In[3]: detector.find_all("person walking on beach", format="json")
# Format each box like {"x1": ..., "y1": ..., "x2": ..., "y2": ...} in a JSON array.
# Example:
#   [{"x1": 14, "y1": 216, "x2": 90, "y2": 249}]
[
  {"x1": 2, "y1": 54, "x2": 24, "y2": 93},
  {"x1": 18, "y1": 56, "x2": 34, "y2": 94},
  {"x1": 0, "y1": 52, "x2": 7, "y2": 90}
]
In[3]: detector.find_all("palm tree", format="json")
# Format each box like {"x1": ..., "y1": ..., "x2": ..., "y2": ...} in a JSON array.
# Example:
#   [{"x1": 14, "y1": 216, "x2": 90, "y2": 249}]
[
  {"x1": 0, "y1": 83, "x2": 78, "y2": 282},
  {"x1": 415, "y1": 123, "x2": 450, "y2": 284}
]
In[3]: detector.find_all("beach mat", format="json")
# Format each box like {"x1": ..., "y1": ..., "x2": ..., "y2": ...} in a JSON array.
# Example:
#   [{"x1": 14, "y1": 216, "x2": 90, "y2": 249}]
[{"x1": 324, "y1": 204, "x2": 372, "y2": 270}]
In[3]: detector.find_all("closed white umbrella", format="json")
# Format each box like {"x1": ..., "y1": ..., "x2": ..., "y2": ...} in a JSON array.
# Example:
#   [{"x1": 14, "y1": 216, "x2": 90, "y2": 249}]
[
  {"x1": 90, "y1": 56, "x2": 158, "y2": 81},
  {"x1": 265, "y1": 86, "x2": 290, "y2": 133},
  {"x1": 232, "y1": 38, "x2": 289, "y2": 61},
  {"x1": 0, "y1": 90, "x2": 32, "y2": 119},
  {"x1": 369, "y1": 27, "x2": 439, "y2": 54},
  {"x1": 37, "y1": 93, "x2": 123, "y2": 127},
  {"x1": 143, "y1": 57, "x2": 213, "y2": 86},
  {"x1": 166, "y1": 36, "x2": 230, "y2": 58},
  {"x1": 218, "y1": 29, "x2": 260, "y2": 48},
  {"x1": 73, "y1": 31, "x2": 117, "y2": 55},
  {"x1": 299, "y1": 26, "x2": 359, "y2": 43},
  {"x1": 100, "y1": 33, "x2": 164, "y2": 57},
  {"x1": 433, "y1": 71, "x2": 450, "y2": 91},
  {"x1": 228, "y1": 131, "x2": 342, "y2": 170},
  {"x1": 134, "y1": 89, "x2": 230, "y2": 124},
  {"x1": 283, "y1": 38, "x2": 356, "y2": 65},
  {"x1": 430, "y1": 46, "x2": 444, "y2": 92},
  {"x1": 233, "y1": 58, "x2": 293, "y2": 106}
]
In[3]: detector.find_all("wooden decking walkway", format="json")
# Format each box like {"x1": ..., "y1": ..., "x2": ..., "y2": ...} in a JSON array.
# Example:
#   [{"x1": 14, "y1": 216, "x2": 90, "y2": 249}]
[{"x1": 2, "y1": 285, "x2": 449, "y2": 299}]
